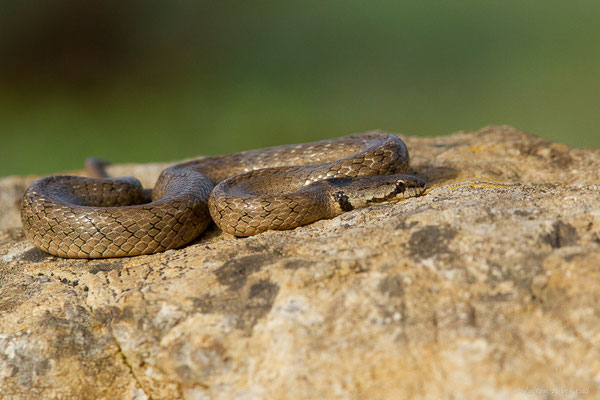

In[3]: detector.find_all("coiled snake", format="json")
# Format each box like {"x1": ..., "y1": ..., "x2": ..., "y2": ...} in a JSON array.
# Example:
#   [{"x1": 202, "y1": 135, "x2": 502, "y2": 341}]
[{"x1": 21, "y1": 133, "x2": 426, "y2": 258}]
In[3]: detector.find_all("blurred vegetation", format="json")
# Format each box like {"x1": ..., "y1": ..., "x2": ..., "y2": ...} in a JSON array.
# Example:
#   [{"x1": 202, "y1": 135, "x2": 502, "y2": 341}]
[{"x1": 1, "y1": 0, "x2": 599, "y2": 177}]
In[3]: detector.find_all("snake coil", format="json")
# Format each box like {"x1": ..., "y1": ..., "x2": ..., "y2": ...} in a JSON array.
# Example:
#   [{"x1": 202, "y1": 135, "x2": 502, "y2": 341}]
[{"x1": 21, "y1": 133, "x2": 426, "y2": 258}]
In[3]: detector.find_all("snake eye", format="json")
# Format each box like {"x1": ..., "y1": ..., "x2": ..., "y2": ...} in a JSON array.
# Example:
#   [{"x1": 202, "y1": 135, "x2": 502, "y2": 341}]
[{"x1": 394, "y1": 181, "x2": 406, "y2": 194}]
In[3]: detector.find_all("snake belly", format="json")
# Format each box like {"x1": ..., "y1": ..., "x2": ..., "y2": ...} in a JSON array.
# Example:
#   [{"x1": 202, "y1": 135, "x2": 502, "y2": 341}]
[{"x1": 21, "y1": 133, "x2": 426, "y2": 258}]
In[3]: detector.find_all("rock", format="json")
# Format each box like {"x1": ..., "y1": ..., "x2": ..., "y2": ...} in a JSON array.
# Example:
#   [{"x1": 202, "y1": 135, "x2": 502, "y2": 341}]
[{"x1": 1, "y1": 125, "x2": 599, "y2": 399}]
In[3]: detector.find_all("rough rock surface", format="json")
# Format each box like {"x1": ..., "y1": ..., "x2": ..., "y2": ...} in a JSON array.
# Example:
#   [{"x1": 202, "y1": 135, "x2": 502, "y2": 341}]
[{"x1": 1, "y1": 126, "x2": 599, "y2": 399}]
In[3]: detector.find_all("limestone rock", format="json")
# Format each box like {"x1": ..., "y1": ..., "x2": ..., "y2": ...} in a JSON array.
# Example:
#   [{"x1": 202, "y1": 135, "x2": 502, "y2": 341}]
[{"x1": 1, "y1": 126, "x2": 599, "y2": 399}]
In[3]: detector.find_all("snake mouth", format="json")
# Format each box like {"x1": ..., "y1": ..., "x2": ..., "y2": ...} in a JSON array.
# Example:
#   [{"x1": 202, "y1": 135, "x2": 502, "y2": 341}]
[{"x1": 404, "y1": 185, "x2": 426, "y2": 198}]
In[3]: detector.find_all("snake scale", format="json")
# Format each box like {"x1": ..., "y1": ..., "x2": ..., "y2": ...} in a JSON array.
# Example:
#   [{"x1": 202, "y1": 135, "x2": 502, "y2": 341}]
[{"x1": 21, "y1": 133, "x2": 426, "y2": 258}]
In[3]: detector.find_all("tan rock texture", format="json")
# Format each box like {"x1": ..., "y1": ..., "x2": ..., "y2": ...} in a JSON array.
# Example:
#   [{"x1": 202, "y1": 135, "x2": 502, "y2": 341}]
[{"x1": 1, "y1": 125, "x2": 599, "y2": 399}]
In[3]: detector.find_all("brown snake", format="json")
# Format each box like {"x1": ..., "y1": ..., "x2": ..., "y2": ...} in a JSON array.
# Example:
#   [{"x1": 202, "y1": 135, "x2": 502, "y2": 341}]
[{"x1": 21, "y1": 133, "x2": 426, "y2": 258}]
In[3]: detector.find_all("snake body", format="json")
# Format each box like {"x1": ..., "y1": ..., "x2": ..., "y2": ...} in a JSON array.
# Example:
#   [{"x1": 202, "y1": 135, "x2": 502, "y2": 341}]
[{"x1": 21, "y1": 133, "x2": 426, "y2": 258}]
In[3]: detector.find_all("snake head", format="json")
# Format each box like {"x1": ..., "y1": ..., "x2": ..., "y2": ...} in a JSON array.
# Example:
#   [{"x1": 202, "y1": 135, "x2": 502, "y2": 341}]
[
  {"x1": 390, "y1": 175, "x2": 427, "y2": 200},
  {"x1": 327, "y1": 174, "x2": 426, "y2": 213}
]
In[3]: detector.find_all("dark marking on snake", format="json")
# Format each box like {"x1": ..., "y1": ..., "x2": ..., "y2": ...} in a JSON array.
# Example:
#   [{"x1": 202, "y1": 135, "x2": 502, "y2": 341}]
[{"x1": 334, "y1": 191, "x2": 354, "y2": 212}]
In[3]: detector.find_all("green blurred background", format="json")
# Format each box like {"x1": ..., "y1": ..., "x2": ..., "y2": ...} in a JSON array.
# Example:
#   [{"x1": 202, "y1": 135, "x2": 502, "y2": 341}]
[{"x1": 1, "y1": 0, "x2": 599, "y2": 177}]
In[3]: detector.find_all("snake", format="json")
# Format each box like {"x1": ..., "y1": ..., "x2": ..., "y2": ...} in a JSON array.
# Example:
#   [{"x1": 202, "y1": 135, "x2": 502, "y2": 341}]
[{"x1": 21, "y1": 133, "x2": 426, "y2": 258}]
